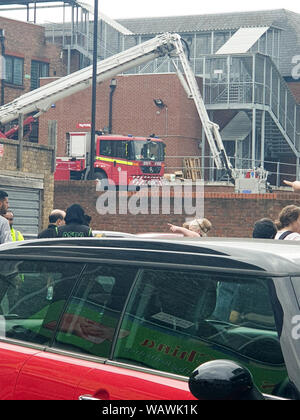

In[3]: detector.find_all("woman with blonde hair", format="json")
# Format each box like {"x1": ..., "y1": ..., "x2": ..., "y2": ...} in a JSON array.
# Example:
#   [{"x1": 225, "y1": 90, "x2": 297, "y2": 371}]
[
  {"x1": 275, "y1": 205, "x2": 300, "y2": 240},
  {"x1": 168, "y1": 218, "x2": 212, "y2": 238}
]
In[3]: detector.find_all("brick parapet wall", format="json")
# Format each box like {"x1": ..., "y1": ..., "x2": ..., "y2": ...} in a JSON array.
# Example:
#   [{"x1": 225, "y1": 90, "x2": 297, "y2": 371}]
[{"x1": 54, "y1": 180, "x2": 299, "y2": 237}]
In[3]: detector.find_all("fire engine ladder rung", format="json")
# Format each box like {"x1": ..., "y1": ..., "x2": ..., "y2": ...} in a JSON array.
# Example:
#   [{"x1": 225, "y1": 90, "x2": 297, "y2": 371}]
[{"x1": 171, "y1": 46, "x2": 224, "y2": 170}]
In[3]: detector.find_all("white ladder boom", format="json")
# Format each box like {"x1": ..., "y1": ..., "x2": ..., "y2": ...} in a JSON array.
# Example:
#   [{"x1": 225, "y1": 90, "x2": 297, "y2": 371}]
[
  {"x1": 170, "y1": 35, "x2": 235, "y2": 180},
  {"x1": 0, "y1": 33, "x2": 177, "y2": 125}
]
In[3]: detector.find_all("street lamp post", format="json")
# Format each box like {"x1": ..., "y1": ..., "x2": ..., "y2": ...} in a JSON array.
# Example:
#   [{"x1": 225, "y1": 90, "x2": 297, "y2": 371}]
[
  {"x1": 108, "y1": 78, "x2": 117, "y2": 134},
  {"x1": 88, "y1": 0, "x2": 99, "y2": 180}
]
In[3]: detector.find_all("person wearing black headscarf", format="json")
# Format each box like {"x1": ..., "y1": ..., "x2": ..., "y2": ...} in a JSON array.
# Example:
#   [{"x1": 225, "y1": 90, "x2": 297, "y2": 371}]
[
  {"x1": 252, "y1": 218, "x2": 277, "y2": 239},
  {"x1": 57, "y1": 204, "x2": 93, "y2": 238}
]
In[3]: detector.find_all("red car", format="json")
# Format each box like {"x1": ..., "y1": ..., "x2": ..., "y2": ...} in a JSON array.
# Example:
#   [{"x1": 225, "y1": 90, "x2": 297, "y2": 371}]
[{"x1": 0, "y1": 237, "x2": 299, "y2": 400}]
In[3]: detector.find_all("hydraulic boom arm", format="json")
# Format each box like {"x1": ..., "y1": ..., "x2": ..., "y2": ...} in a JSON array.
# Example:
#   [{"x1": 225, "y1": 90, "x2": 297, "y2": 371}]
[{"x1": 0, "y1": 33, "x2": 178, "y2": 125}]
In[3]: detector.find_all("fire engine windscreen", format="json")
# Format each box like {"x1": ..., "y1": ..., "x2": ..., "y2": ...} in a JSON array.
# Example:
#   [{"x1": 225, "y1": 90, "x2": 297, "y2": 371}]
[{"x1": 132, "y1": 140, "x2": 165, "y2": 162}]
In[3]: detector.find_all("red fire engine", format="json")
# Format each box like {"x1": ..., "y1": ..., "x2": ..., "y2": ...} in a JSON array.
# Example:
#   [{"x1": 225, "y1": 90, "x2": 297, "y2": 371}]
[{"x1": 55, "y1": 132, "x2": 165, "y2": 187}]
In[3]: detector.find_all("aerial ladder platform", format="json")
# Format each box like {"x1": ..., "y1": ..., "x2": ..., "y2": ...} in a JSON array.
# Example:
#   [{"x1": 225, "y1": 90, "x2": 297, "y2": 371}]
[{"x1": 0, "y1": 32, "x2": 268, "y2": 191}]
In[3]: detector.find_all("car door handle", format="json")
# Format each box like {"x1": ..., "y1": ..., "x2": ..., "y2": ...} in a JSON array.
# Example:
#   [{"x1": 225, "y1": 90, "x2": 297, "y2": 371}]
[{"x1": 79, "y1": 394, "x2": 102, "y2": 401}]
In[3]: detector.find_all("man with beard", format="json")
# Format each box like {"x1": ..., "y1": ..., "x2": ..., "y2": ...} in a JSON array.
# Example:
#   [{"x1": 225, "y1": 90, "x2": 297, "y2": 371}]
[
  {"x1": 0, "y1": 190, "x2": 12, "y2": 244},
  {"x1": 3, "y1": 210, "x2": 24, "y2": 242}
]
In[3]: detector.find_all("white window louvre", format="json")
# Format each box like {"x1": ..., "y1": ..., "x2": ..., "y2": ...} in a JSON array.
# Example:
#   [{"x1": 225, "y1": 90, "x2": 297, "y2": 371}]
[{"x1": 216, "y1": 27, "x2": 269, "y2": 54}]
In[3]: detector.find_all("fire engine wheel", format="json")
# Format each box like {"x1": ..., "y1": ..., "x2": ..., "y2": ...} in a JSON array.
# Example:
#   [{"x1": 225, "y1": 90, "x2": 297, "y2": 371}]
[{"x1": 93, "y1": 170, "x2": 106, "y2": 180}]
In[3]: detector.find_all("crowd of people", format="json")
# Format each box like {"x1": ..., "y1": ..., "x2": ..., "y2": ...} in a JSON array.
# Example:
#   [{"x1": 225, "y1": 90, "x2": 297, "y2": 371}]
[
  {"x1": 1, "y1": 179, "x2": 300, "y2": 244},
  {"x1": 167, "y1": 179, "x2": 300, "y2": 241},
  {"x1": 168, "y1": 207, "x2": 300, "y2": 241},
  {"x1": 0, "y1": 190, "x2": 93, "y2": 244},
  {"x1": 38, "y1": 204, "x2": 93, "y2": 239}
]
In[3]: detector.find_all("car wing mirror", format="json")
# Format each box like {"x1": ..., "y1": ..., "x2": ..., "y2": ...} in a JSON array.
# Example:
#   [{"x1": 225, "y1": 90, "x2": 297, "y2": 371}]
[{"x1": 188, "y1": 360, "x2": 265, "y2": 400}]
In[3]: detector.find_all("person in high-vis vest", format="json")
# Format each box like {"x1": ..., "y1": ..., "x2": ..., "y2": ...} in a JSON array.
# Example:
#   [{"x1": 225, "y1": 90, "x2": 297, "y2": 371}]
[
  {"x1": 0, "y1": 190, "x2": 12, "y2": 244},
  {"x1": 4, "y1": 211, "x2": 24, "y2": 241}
]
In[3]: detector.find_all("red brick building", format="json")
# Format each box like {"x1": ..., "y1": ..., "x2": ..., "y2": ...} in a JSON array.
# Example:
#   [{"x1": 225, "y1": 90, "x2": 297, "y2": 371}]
[
  {"x1": 39, "y1": 73, "x2": 204, "y2": 173},
  {"x1": 0, "y1": 16, "x2": 64, "y2": 105},
  {"x1": 0, "y1": 16, "x2": 65, "y2": 234}
]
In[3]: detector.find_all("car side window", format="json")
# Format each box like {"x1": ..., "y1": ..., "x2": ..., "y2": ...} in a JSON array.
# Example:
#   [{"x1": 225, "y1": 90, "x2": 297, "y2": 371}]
[
  {"x1": 53, "y1": 264, "x2": 138, "y2": 359},
  {"x1": 100, "y1": 140, "x2": 113, "y2": 157},
  {"x1": 113, "y1": 269, "x2": 288, "y2": 397},
  {"x1": 0, "y1": 259, "x2": 85, "y2": 346}
]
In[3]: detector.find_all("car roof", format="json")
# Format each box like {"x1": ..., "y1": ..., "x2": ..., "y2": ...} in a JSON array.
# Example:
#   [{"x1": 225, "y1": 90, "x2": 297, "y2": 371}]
[
  {"x1": 92, "y1": 230, "x2": 136, "y2": 238},
  {"x1": 0, "y1": 237, "x2": 300, "y2": 277},
  {"x1": 136, "y1": 232, "x2": 184, "y2": 239}
]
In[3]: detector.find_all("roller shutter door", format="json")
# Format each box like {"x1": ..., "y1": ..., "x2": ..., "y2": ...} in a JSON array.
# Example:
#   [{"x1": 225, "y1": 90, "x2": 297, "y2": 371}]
[{"x1": 4, "y1": 186, "x2": 40, "y2": 236}]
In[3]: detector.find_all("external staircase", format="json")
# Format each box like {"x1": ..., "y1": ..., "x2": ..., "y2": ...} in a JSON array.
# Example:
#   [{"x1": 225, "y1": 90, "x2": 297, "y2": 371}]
[
  {"x1": 44, "y1": 1, "x2": 132, "y2": 71},
  {"x1": 205, "y1": 53, "x2": 300, "y2": 164}
]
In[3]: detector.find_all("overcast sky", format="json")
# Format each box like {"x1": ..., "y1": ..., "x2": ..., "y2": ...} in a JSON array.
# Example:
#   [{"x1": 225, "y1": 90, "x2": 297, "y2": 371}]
[
  {"x1": 91, "y1": 0, "x2": 300, "y2": 19},
  {"x1": 0, "y1": 0, "x2": 300, "y2": 23}
]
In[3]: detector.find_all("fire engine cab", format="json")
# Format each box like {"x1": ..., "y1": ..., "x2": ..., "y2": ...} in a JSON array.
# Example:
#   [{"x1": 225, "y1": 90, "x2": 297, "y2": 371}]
[{"x1": 55, "y1": 132, "x2": 165, "y2": 187}]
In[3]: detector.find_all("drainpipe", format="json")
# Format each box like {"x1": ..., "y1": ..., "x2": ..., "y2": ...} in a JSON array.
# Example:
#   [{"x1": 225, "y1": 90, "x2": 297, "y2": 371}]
[
  {"x1": 108, "y1": 78, "x2": 117, "y2": 134},
  {"x1": 88, "y1": 0, "x2": 99, "y2": 180},
  {"x1": 0, "y1": 29, "x2": 5, "y2": 106}
]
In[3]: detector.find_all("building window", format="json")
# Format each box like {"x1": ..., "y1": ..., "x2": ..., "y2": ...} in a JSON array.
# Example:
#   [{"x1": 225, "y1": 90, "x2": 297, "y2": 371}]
[
  {"x1": 31, "y1": 60, "x2": 49, "y2": 90},
  {"x1": 213, "y1": 32, "x2": 231, "y2": 53},
  {"x1": 4, "y1": 55, "x2": 23, "y2": 86},
  {"x1": 196, "y1": 33, "x2": 212, "y2": 55}
]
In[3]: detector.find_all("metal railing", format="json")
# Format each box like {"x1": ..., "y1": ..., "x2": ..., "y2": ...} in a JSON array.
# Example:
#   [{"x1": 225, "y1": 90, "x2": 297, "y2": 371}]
[
  {"x1": 45, "y1": 22, "x2": 120, "y2": 65},
  {"x1": 203, "y1": 54, "x2": 300, "y2": 154},
  {"x1": 165, "y1": 155, "x2": 297, "y2": 187}
]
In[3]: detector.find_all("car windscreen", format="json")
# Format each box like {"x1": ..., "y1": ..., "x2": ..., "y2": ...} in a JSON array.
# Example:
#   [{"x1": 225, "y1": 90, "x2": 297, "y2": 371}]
[{"x1": 131, "y1": 140, "x2": 165, "y2": 162}]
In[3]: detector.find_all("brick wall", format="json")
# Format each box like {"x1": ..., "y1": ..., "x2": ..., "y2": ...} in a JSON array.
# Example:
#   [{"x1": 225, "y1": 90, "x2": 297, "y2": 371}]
[
  {"x1": 0, "y1": 138, "x2": 54, "y2": 228},
  {"x1": 203, "y1": 191, "x2": 297, "y2": 237},
  {"x1": 54, "y1": 181, "x2": 298, "y2": 237}
]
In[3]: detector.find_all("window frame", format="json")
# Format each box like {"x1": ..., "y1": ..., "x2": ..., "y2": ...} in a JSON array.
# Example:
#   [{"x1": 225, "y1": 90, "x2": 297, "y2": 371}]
[
  {"x1": 30, "y1": 60, "x2": 50, "y2": 90},
  {"x1": 4, "y1": 55, "x2": 24, "y2": 86},
  {"x1": 99, "y1": 139, "x2": 129, "y2": 159},
  {"x1": 51, "y1": 261, "x2": 139, "y2": 360}
]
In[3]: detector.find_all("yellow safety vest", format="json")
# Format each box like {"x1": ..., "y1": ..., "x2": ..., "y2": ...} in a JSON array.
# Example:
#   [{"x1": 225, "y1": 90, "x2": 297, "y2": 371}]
[{"x1": 11, "y1": 228, "x2": 24, "y2": 242}]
